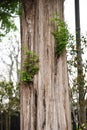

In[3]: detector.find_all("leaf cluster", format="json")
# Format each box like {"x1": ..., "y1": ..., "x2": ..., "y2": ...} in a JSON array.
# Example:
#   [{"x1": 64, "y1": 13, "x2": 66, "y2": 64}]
[
  {"x1": 21, "y1": 51, "x2": 39, "y2": 83},
  {"x1": 51, "y1": 16, "x2": 70, "y2": 56},
  {"x1": 0, "y1": 0, "x2": 21, "y2": 36}
]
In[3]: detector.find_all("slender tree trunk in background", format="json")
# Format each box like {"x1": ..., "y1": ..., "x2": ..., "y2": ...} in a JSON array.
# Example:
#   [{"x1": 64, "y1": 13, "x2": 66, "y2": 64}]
[
  {"x1": 75, "y1": 0, "x2": 86, "y2": 129},
  {"x1": 20, "y1": 0, "x2": 71, "y2": 130},
  {"x1": 76, "y1": 40, "x2": 86, "y2": 129},
  {"x1": 76, "y1": 43, "x2": 86, "y2": 129}
]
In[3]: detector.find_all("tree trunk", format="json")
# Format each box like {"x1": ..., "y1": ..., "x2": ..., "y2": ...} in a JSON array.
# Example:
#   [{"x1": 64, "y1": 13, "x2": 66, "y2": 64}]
[
  {"x1": 20, "y1": 0, "x2": 71, "y2": 130},
  {"x1": 75, "y1": 0, "x2": 86, "y2": 129},
  {"x1": 0, "y1": 112, "x2": 3, "y2": 130},
  {"x1": 5, "y1": 112, "x2": 11, "y2": 130}
]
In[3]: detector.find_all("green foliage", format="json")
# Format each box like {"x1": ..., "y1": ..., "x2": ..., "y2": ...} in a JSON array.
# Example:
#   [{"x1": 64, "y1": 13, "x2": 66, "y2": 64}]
[
  {"x1": 0, "y1": 81, "x2": 20, "y2": 112},
  {"x1": 21, "y1": 51, "x2": 39, "y2": 83},
  {"x1": 0, "y1": 0, "x2": 21, "y2": 36},
  {"x1": 0, "y1": 81, "x2": 20, "y2": 129},
  {"x1": 51, "y1": 15, "x2": 70, "y2": 57},
  {"x1": 67, "y1": 34, "x2": 87, "y2": 129},
  {"x1": 67, "y1": 34, "x2": 87, "y2": 93}
]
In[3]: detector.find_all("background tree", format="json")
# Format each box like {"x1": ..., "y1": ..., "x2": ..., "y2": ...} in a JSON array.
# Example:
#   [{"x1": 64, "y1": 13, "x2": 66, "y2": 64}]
[
  {"x1": 0, "y1": 81, "x2": 20, "y2": 130},
  {"x1": 0, "y1": 32, "x2": 20, "y2": 130},
  {"x1": 0, "y1": 1, "x2": 20, "y2": 130},
  {"x1": 67, "y1": 35, "x2": 87, "y2": 130},
  {"x1": 0, "y1": 35, "x2": 21, "y2": 83},
  {"x1": 75, "y1": 0, "x2": 87, "y2": 129}
]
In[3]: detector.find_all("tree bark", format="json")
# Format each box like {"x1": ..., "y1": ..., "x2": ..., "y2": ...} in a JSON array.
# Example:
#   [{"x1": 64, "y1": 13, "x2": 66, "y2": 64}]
[{"x1": 20, "y1": 0, "x2": 71, "y2": 130}]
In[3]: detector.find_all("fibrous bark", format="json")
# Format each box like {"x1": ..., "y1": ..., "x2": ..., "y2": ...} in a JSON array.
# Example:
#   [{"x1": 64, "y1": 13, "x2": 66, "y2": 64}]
[{"x1": 20, "y1": 0, "x2": 71, "y2": 130}]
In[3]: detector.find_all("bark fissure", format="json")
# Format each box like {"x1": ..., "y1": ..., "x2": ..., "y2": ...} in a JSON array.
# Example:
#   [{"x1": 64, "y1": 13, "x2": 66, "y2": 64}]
[
  {"x1": 34, "y1": 89, "x2": 37, "y2": 130},
  {"x1": 42, "y1": 88, "x2": 46, "y2": 129}
]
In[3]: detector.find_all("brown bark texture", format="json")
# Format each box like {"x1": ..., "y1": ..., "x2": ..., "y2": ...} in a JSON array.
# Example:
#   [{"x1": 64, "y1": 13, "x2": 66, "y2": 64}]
[{"x1": 20, "y1": 0, "x2": 71, "y2": 130}]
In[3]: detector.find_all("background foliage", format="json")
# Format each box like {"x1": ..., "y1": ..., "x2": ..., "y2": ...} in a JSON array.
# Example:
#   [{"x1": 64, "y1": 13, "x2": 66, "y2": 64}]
[{"x1": 0, "y1": 0, "x2": 21, "y2": 37}]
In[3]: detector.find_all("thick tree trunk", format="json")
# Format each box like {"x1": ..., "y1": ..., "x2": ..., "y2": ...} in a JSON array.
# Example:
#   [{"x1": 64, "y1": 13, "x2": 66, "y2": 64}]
[{"x1": 20, "y1": 0, "x2": 71, "y2": 130}]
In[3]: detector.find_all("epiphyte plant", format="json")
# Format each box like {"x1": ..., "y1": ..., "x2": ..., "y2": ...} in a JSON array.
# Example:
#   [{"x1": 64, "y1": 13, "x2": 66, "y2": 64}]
[
  {"x1": 21, "y1": 50, "x2": 39, "y2": 83},
  {"x1": 51, "y1": 15, "x2": 70, "y2": 57}
]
